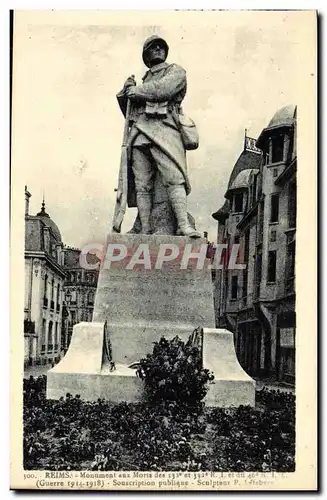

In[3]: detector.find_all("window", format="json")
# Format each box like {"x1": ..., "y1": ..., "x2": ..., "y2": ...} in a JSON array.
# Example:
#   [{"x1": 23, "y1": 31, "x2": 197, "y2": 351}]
[
  {"x1": 242, "y1": 269, "x2": 248, "y2": 298},
  {"x1": 57, "y1": 284, "x2": 60, "y2": 304},
  {"x1": 287, "y1": 133, "x2": 295, "y2": 162},
  {"x1": 48, "y1": 321, "x2": 53, "y2": 350},
  {"x1": 51, "y1": 244, "x2": 56, "y2": 258},
  {"x1": 54, "y1": 322, "x2": 58, "y2": 348},
  {"x1": 286, "y1": 241, "x2": 295, "y2": 294},
  {"x1": 288, "y1": 181, "x2": 297, "y2": 228},
  {"x1": 270, "y1": 230, "x2": 277, "y2": 242},
  {"x1": 258, "y1": 200, "x2": 264, "y2": 244},
  {"x1": 44, "y1": 274, "x2": 48, "y2": 299},
  {"x1": 255, "y1": 252, "x2": 262, "y2": 297},
  {"x1": 240, "y1": 230, "x2": 250, "y2": 299},
  {"x1": 70, "y1": 290, "x2": 77, "y2": 303},
  {"x1": 270, "y1": 193, "x2": 279, "y2": 223},
  {"x1": 88, "y1": 290, "x2": 95, "y2": 305},
  {"x1": 231, "y1": 276, "x2": 238, "y2": 300},
  {"x1": 271, "y1": 134, "x2": 284, "y2": 163},
  {"x1": 223, "y1": 262, "x2": 229, "y2": 307},
  {"x1": 244, "y1": 230, "x2": 250, "y2": 265},
  {"x1": 267, "y1": 250, "x2": 277, "y2": 283},
  {"x1": 41, "y1": 319, "x2": 46, "y2": 345},
  {"x1": 234, "y1": 193, "x2": 243, "y2": 213},
  {"x1": 43, "y1": 274, "x2": 49, "y2": 308}
]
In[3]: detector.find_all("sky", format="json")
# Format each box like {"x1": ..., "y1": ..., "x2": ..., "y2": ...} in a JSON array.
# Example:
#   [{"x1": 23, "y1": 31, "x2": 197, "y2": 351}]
[{"x1": 13, "y1": 10, "x2": 313, "y2": 248}]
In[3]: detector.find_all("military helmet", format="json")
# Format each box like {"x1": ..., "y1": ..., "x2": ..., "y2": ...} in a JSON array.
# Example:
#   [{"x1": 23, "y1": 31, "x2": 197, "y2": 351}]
[{"x1": 142, "y1": 35, "x2": 169, "y2": 67}]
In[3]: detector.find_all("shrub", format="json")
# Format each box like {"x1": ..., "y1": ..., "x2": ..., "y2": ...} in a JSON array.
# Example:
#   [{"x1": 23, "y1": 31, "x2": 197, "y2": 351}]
[{"x1": 136, "y1": 336, "x2": 214, "y2": 405}]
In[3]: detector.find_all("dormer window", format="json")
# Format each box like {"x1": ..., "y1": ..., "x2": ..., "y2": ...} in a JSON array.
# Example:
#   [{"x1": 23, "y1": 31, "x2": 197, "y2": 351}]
[
  {"x1": 51, "y1": 244, "x2": 56, "y2": 258},
  {"x1": 234, "y1": 193, "x2": 244, "y2": 213}
]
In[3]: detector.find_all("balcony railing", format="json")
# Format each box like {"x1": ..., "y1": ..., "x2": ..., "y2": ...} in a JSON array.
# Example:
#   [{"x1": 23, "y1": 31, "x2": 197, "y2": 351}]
[{"x1": 43, "y1": 297, "x2": 48, "y2": 308}]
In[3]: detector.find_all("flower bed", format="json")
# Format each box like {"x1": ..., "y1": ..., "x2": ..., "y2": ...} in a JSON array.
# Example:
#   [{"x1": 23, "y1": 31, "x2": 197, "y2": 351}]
[{"x1": 23, "y1": 376, "x2": 295, "y2": 472}]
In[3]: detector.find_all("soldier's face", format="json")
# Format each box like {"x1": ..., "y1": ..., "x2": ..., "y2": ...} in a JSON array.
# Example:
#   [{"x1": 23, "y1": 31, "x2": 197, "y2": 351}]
[{"x1": 146, "y1": 43, "x2": 166, "y2": 66}]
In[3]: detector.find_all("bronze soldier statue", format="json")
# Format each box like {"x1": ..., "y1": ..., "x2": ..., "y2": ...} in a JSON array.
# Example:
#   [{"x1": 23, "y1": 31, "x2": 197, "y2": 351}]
[{"x1": 116, "y1": 35, "x2": 201, "y2": 238}]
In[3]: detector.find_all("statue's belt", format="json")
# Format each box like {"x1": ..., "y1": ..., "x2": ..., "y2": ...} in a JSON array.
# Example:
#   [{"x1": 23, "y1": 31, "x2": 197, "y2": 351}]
[
  {"x1": 131, "y1": 101, "x2": 181, "y2": 120},
  {"x1": 145, "y1": 101, "x2": 169, "y2": 116}
]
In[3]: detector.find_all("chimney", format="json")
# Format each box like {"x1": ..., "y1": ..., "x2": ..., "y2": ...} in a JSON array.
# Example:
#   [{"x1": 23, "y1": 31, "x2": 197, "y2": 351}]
[{"x1": 25, "y1": 185, "x2": 31, "y2": 217}]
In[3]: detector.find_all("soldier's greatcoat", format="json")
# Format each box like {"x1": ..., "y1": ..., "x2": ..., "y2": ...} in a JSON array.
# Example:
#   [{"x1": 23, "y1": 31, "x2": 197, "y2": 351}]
[{"x1": 117, "y1": 61, "x2": 192, "y2": 208}]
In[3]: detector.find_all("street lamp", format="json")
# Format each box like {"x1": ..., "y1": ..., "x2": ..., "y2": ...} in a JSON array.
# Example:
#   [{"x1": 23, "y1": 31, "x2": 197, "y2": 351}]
[
  {"x1": 63, "y1": 289, "x2": 72, "y2": 352},
  {"x1": 65, "y1": 289, "x2": 72, "y2": 305},
  {"x1": 65, "y1": 289, "x2": 72, "y2": 349}
]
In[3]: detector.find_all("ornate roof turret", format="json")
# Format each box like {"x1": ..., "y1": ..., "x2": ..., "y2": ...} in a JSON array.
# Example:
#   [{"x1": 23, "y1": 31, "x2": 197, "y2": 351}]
[
  {"x1": 268, "y1": 104, "x2": 297, "y2": 128},
  {"x1": 36, "y1": 197, "x2": 62, "y2": 243},
  {"x1": 36, "y1": 197, "x2": 49, "y2": 217},
  {"x1": 256, "y1": 104, "x2": 297, "y2": 149}
]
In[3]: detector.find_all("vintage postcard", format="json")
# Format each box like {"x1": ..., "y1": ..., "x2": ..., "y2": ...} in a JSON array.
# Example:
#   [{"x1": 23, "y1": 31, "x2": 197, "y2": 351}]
[{"x1": 10, "y1": 10, "x2": 317, "y2": 491}]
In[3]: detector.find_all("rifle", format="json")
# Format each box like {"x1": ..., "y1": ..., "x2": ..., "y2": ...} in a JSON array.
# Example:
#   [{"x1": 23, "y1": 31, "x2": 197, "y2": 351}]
[{"x1": 112, "y1": 98, "x2": 132, "y2": 233}]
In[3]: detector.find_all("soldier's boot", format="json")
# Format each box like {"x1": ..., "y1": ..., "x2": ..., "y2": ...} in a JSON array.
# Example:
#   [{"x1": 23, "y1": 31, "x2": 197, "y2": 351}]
[
  {"x1": 167, "y1": 185, "x2": 201, "y2": 238},
  {"x1": 136, "y1": 192, "x2": 152, "y2": 234}
]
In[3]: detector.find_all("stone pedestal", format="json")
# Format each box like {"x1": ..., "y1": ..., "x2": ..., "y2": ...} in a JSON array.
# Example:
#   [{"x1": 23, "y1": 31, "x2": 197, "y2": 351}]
[
  {"x1": 203, "y1": 328, "x2": 255, "y2": 407},
  {"x1": 46, "y1": 322, "x2": 144, "y2": 402},
  {"x1": 93, "y1": 234, "x2": 215, "y2": 364},
  {"x1": 47, "y1": 234, "x2": 255, "y2": 406}
]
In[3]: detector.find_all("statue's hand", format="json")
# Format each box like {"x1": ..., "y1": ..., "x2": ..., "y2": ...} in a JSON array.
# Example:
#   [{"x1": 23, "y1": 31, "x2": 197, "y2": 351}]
[
  {"x1": 125, "y1": 86, "x2": 138, "y2": 100},
  {"x1": 123, "y1": 75, "x2": 136, "y2": 92}
]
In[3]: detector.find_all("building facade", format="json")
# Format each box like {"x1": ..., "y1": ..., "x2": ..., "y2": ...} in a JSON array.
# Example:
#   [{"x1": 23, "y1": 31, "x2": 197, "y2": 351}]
[
  {"x1": 61, "y1": 247, "x2": 100, "y2": 352},
  {"x1": 24, "y1": 188, "x2": 100, "y2": 365},
  {"x1": 24, "y1": 188, "x2": 65, "y2": 366},
  {"x1": 212, "y1": 105, "x2": 297, "y2": 384}
]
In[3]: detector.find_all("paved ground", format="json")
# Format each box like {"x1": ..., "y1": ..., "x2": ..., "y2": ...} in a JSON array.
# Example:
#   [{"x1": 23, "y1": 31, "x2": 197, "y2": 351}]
[
  {"x1": 255, "y1": 379, "x2": 295, "y2": 394},
  {"x1": 24, "y1": 363, "x2": 295, "y2": 394},
  {"x1": 24, "y1": 363, "x2": 54, "y2": 379}
]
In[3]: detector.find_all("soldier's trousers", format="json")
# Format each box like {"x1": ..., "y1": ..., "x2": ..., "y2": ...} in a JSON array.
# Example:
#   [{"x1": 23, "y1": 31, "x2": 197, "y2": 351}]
[{"x1": 132, "y1": 144, "x2": 185, "y2": 193}]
